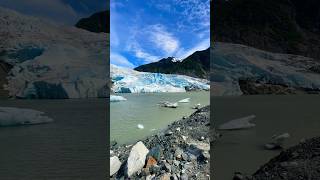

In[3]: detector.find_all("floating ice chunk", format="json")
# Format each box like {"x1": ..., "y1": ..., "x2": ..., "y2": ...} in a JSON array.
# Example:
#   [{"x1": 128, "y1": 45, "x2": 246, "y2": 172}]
[
  {"x1": 110, "y1": 95, "x2": 127, "y2": 102},
  {"x1": 0, "y1": 107, "x2": 53, "y2": 126},
  {"x1": 137, "y1": 124, "x2": 144, "y2": 129},
  {"x1": 178, "y1": 98, "x2": 190, "y2": 103},
  {"x1": 218, "y1": 115, "x2": 256, "y2": 130},
  {"x1": 265, "y1": 133, "x2": 290, "y2": 150},
  {"x1": 159, "y1": 101, "x2": 178, "y2": 108}
]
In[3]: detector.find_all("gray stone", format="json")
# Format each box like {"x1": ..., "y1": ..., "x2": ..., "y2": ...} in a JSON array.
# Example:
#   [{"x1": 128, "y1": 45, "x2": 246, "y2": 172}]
[
  {"x1": 150, "y1": 165, "x2": 161, "y2": 174},
  {"x1": 163, "y1": 162, "x2": 172, "y2": 172},
  {"x1": 148, "y1": 146, "x2": 162, "y2": 161},
  {"x1": 180, "y1": 173, "x2": 188, "y2": 180},
  {"x1": 174, "y1": 148, "x2": 183, "y2": 159},
  {"x1": 181, "y1": 152, "x2": 189, "y2": 161}
]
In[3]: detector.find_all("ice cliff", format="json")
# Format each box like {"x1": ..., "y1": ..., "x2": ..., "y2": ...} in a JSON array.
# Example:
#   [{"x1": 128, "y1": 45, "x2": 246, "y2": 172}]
[
  {"x1": 212, "y1": 42, "x2": 320, "y2": 96},
  {"x1": 111, "y1": 65, "x2": 210, "y2": 93}
]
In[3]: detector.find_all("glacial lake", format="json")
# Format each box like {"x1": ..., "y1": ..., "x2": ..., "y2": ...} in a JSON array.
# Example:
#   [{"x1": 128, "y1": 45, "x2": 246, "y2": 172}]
[
  {"x1": 212, "y1": 95, "x2": 320, "y2": 179},
  {"x1": 110, "y1": 91, "x2": 210, "y2": 144},
  {"x1": 0, "y1": 99, "x2": 107, "y2": 179}
]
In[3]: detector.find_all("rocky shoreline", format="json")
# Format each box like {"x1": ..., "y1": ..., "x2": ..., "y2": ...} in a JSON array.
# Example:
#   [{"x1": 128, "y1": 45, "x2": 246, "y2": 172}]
[
  {"x1": 239, "y1": 137, "x2": 320, "y2": 180},
  {"x1": 110, "y1": 106, "x2": 213, "y2": 179}
]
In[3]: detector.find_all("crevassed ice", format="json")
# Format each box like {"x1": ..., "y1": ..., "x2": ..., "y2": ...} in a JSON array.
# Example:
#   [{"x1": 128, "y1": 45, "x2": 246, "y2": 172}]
[
  {"x1": 212, "y1": 42, "x2": 320, "y2": 96},
  {"x1": 110, "y1": 65, "x2": 210, "y2": 93}
]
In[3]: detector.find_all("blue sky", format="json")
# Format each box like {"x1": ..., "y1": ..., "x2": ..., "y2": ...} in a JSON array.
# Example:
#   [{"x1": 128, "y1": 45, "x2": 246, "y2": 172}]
[
  {"x1": 0, "y1": 0, "x2": 108, "y2": 24},
  {"x1": 111, "y1": 0, "x2": 210, "y2": 68}
]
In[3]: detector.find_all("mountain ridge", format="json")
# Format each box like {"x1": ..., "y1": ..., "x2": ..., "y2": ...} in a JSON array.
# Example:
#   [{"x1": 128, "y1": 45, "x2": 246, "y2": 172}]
[
  {"x1": 213, "y1": 0, "x2": 320, "y2": 60},
  {"x1": 75, "y1": 10, "x2": 109, "y2": 33},
  {"x1": 134, "y1": 48, "x2": 210, "y2": 79}
]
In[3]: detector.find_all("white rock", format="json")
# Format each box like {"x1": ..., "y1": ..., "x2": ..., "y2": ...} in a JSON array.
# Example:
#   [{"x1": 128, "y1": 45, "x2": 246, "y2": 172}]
[
  {"x1": 126, "y1": 141, "x2": 149, "y2": 177},
  {"x1": 110, "y1": 156, "x2": 121, "y2": 176},
  {"x1": 182, "y1": 135, "x2": 188, "y2": 141},
  {"x1": 218, "y1": 115, "x2": 256, "y2": 130},
  {"x1": 146, "y1": 174, "x2": 156, "y2": 180}
]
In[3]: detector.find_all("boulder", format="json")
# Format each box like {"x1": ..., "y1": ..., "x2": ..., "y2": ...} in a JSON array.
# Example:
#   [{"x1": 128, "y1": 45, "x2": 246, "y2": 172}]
[
  {"x1": 110, "y1": 156, "x2": 121, "y2": 176},
  {"x1": 146, "y1": 156, "x2": 157, "y2": 169},
  {"x1": 126, "y1": 141, "x2": 149, "y2": 177},
  {"x1": 148, "y1": 146, "x2": 162, "y2": 161}
]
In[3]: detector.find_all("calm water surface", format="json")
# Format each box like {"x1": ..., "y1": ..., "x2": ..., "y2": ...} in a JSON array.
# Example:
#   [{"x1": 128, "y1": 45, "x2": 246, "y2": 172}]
[
  {"x1": 110, "y1": 91, "x2": 210, "y2": 144},
  {"x1": 213, "y1": 95, "x2": 320, "y2": 179},
  {"x1": 0, "y1": 99, "x2": 107, "y2": 180}
]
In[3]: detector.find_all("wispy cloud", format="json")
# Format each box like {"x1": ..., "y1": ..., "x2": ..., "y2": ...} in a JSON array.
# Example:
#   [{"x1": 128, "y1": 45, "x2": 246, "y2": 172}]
[
  {"x1": 176, "y1": 38, "x2": 210, "y2": 59},
  {"x1": 110, "y1": 53, "x2": 135, "y2": 68},
  {"x1": 126, "y1": 40, "x2": 160, "y2": 63},
  {"x1": 147, "y1": 24, "x2": 180, "y2": 55}
]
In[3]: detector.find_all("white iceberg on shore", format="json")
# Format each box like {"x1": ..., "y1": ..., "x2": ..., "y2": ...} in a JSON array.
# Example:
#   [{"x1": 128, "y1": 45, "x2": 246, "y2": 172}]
[
  {"x1": 178, "y1": 98, "x2": 190, "y2": 103},
  {"x1": 110, "y1": 95, "x2": 127, "y2": 102},
  {"x1": 0, "y1": 107, "x2": 53, "y2": 126},
  {"x1": 218, "y1": 115, "x2": 256, "y2": 130}
]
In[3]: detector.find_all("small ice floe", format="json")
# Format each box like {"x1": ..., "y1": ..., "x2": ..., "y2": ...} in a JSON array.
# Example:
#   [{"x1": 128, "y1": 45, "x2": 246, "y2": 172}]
[
  {"x1": 192, "y1": 103, "x2": 201, "y2": 109},
  {"x1": 137, "y1": 124, "x2": 144, "y2": 129},
  {"x1": 218, "y1": 115, "x2": 256, "y2": 130},
  {"x1": 0, "y1": 107, "x2": 53, "y2": 127},
  {"x1": 178, "y1": 98, "x2": 190, "y2": 103},
  {"x1": 264, "y1": 133, "x2": 290, "y2": 150},
  {"x1": 150, "y1": 128, "x2": 156, "y2": 131},
  {"x1": 110, "y1": 95, "x2": 127, "y2": 102},
  {"x1": 159, "y1": 101, "x2": 178, "y2": 108}
]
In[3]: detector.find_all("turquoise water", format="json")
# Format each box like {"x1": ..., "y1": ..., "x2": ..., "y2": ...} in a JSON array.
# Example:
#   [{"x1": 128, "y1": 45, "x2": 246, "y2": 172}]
[{"x1": 110, "y1": 91, "x2": 210, "y2": 144}]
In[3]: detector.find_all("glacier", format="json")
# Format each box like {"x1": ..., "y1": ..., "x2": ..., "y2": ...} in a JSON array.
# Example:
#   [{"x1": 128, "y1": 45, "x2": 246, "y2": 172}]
[
  {"x1": 0, "y1": 107, "x2": 53, "y2": 126},
  {"x1": 111, "y1": 65, "x2": 210, "y2": 93},
  {"x1": 0, "y1": 7, "x2": 108, "y2": 99},
  {"x1": 212, "y1": 42, "x2": 320, "y2": 96}
]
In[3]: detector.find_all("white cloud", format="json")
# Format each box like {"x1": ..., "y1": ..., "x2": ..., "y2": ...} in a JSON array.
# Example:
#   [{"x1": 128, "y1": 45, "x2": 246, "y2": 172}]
[
  {"x1": 0, "y1": 0, "x2": 79, "y2": 24},
  {"x1": 148, "y1": 25, "x2": 180, "y2": 55},
  {"x1": 130, "y1": 43, "x2": 160, "y2": 63},
  {"x1": 110, "y1": 53, "x2": 135, "y2": 68},
  {"x1": 176, "y1": 38, "x2": 210, "y2": 59}
]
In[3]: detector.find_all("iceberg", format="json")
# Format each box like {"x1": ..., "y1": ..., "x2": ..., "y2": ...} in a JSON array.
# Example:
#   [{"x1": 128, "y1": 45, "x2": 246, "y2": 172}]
[
  {"x1": 111, "y1": 65, "x2": 210, "y2": 93},
  {"x1": 0, "y1": 107, "x2": 53, "y2": 126},
  {"x1": 178, "y1": 98, "x2": 190, "y2": 103},
  {"x1": 137, "y1": 124, "x2": 144, "y2": 129},
  {"x1": 218, "y1": 115, "x2": 256, "y2": 130},
  {"x1": 110, "y1": 95, "x2": 127, "y2": 102}
]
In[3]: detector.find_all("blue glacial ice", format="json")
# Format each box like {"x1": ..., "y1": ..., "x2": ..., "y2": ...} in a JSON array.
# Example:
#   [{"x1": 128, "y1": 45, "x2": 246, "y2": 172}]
[{"x1": 111, "y1": 65, "x2": 210, "y2": 93}]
